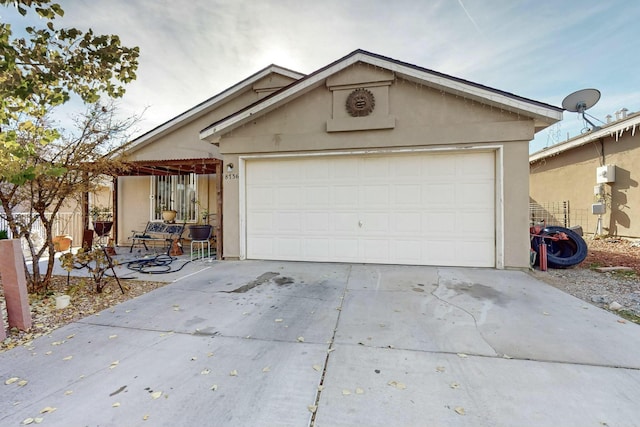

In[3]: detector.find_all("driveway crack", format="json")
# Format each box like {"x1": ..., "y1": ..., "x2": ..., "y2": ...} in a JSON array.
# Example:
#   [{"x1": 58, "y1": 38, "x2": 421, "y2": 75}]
[
  {"x1": 309, "y1": 265, "x2": 351, "y2": 426},
  {"x1": 432, "y1": 269, "x2": 500, "y2": 357}
]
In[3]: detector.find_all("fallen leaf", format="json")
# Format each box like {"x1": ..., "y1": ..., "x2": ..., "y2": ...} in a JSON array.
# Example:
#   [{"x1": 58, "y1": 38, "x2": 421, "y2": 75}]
[
  {"x1": 342, "y1": 389, "x2": 351, "y2": 395},
  {"x1": 62, "y1": 355, "x2": 73, "y2": 361},
  {"x1": 297, "y1": 336, "x2": 305, "y2": 342},
  {"x1": 109, "y1": 335, "x2": 118, "y2": 339},
  {"x1": 22, "y1": 418, "x2": 34, "y2": 425},
  {"x1": 207, "y1": 352, "x2": 214, "y2": 357},
  {"x1": 436, "y1": 366, "x2": 446, "y2": 373},
  {"x1": 503, "y1": 354, "x2": 513, "y2": 359},
  {"x1": 327, "y1": 348, "x2": 335, "y2": 353},
  {"x1": 312, "y1": 364, "x2": 322, "y2": 371},
  {"x1": 450, "y1": 382, "x2": 460, "y2": 389},
  {"x1": 64, "y1": 390, "x2": 73, "y2": 395},
  {"x1": 230, "y1": 370, "x2": 238, "y2": 376},
  {"x1": 66, "y1": 334, "x2": 75, "y2": 339},
  {"x1": 262, "y1": 366, "x2": 271, "y2": 372},
  {"x1": 109, "y1": 360, "x2": 119, "y2": 369},
  {"x1": 191, "y1": 357, "x2": 197, "y2": 361},
  {"x1": 388, "y1": 381, "x2": 406, "y2": 390},
  {"x1": 210, "y1": 384, "x2": 218, "y2": 391},
  {"x1": 17, "y1": 380, "x2": 28, "y2": 386},
  {"x1": 543, "y1": 312, "x2": 550, "y2": 316},
  {"x1": 318, "y1": 385, "x2": 325, "y2": 391},
  {"x1": 112, "y1": 402, "x2": 120, "y2": 407},
  {"x1": 5, "y1": 377, "x2": 19, "y2": 385},
  {"x1": 200, "y1": 369, "x2": 210, "y2": 375},
  {"x1": 34, "y1": 418, "x2": 44, "y2": 424},
  {"x1": 456, "y1": 353, "x2": 468, "y2": 359},
  {"x1": 40, "y1": 406, "x2": 56, "y2": 414},
  {"x1": 143, "y1": 415, "x2": 150, "y2": 421},
  {"x1": 618, "y1": 319, "x2": 627, "y2": 324},
  {"x1": 151, "y1": 391, "x2": 162, "y2": 399},
  {"x1": 275, "y1": 318, "x2": 284, "y2": 323},
  {"x1": 454, "y1": 406, "x2": 465, "y2": 415},
  {"x1": 308, "y1": 405, "x2": 318, "y2": 413},
  {"x1": 355, "y1": 387, "x2": 364, "y2": 394},
  {"x1": 45, "y1": 351, "x2": 52, "y2": 355}
]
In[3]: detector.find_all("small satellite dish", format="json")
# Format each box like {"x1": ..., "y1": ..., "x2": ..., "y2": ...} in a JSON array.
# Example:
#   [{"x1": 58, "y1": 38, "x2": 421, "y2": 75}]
[
  {"x1": 561, "y1": 88, "x2": 602, "y2": 131},
  {"x1": 562, "y1": 88, "x2": 601, "y2": 113}
]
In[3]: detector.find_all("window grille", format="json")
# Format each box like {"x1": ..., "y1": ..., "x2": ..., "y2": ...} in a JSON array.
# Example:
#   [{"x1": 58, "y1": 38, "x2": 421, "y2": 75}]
[{"x1": 151, "y1": 174, "x2": 197, "y2": 222}]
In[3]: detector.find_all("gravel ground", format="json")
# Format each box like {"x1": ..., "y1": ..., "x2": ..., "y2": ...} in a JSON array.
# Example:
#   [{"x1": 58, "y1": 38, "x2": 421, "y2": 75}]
[{"x1": 530, "y1": 237, "x2": 640, "y2": 322}]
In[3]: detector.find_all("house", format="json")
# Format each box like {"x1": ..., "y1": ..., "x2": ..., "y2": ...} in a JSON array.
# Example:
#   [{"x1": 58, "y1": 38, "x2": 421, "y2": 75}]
[
  {"x1": 530, "y1": 109, "x2": 640, "y2": 238},
  {"x1": 117, "y1": 49, "x2": 562, "y2": 269},
  {"x1": 199, "y1": 50, "x2": 561, "y2": 268}
]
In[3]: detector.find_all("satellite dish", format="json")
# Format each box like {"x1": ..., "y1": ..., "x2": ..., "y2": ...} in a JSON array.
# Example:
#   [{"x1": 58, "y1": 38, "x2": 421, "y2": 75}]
[
  {"x1": 562, "y1": 88, "x2": 601, "y2": 112},
  {"x1": 561, "y1": 88, "x2": 602, "y2": 131}
]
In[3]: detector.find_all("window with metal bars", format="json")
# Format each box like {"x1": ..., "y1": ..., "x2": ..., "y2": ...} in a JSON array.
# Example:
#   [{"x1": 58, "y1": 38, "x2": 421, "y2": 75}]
[{"x1": 151, "y1": 174, "x2": 197, "y2": 222}]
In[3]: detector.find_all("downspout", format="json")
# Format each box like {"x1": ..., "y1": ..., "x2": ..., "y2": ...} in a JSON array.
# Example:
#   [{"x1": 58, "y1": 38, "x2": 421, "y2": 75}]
[{"x1": 599, "y1": 137, "x2": 605, "y2": 166}]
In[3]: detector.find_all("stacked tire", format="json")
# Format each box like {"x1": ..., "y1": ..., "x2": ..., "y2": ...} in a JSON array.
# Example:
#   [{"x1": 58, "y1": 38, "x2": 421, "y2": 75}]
[{"x1": 531, "y1": 226, "x2": 588, "y2": 269}]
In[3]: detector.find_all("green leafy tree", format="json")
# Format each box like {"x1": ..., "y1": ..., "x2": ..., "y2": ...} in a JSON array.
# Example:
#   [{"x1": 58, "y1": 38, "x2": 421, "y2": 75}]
[{"x1": 0, "y1": 0, "x2": 139, "y2": 292}]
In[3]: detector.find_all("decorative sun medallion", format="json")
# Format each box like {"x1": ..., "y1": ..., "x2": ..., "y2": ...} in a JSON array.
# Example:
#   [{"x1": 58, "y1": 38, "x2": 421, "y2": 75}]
[{"x1": 346, "y1": 88, "x2": 375, "y2": 117}]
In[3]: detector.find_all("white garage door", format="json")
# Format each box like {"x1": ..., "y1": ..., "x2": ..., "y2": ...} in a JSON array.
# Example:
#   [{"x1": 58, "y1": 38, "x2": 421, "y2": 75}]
[{"x1": 245, "y1": 151, "x2": 495, "y2": 267}]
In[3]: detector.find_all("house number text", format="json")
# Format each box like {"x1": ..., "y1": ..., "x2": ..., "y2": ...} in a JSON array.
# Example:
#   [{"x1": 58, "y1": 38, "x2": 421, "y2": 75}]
[{"x1": 225, "y1": 173, "x2": 239, "y2": 180}]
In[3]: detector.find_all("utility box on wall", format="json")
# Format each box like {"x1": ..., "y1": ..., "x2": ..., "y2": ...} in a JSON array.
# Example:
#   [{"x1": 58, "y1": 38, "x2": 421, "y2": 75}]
[
  {"x1": 596, "y1": 165, "x2": 616, "y2": 184},
  {"x1": 591, "y1": 203, "x2": 606, "y2": 215}
]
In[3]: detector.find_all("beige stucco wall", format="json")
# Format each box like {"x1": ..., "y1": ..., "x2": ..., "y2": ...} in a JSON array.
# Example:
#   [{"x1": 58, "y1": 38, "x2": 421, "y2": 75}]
[
  {"x1": 530, "y1": 130, "x2": 640, "y2": 238},
  {"x1": 216, "y1": 65, "x2": 538, "y2": 268},
  {"x1": 116, "y1": 73, "x2": 297, "y2": 246}
]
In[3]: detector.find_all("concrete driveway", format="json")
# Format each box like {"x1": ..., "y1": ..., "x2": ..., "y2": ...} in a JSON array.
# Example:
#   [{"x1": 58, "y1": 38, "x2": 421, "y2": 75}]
[{"x1": 1, "y1": 261, "x2": 639, "y2": 426}]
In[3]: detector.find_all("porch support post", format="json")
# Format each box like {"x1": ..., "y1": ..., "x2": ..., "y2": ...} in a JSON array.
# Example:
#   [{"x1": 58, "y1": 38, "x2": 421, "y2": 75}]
[
  {"x1": 82, "y1": 171, "x2": 90, "y2": 230},
  {"x1": 112, "y1": 175, "x2": 118, "y2": 245},
  {"x1": 215, "y1": 160, "x2": 223, "y2": 259}
]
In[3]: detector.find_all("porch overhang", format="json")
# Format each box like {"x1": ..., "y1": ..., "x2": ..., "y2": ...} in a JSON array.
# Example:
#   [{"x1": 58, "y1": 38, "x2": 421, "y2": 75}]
[{"x1": 117, "y1": 158, "x2": 222, "y2": 176}]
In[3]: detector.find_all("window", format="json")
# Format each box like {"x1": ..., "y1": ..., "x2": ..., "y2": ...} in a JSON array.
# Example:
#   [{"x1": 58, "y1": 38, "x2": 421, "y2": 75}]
[{"x1": 151, "y1": 174, "x2": 197, "y2": 222}]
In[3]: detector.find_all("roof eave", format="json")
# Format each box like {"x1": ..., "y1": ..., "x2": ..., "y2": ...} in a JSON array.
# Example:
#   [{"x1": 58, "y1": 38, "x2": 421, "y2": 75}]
[
  {"x1": 200, "y1": 50, "x2": 563, "y2": 143},
  {"x1": 530, "y1": 113, "x2": 640, "y2": 163},
  {"x1": 126, "y1": 65, "x2": 305, "y2": 154}
]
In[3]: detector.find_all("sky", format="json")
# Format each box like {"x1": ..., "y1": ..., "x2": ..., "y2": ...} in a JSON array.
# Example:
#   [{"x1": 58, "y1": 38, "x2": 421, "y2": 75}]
[{"x1": 3, "y1": 0, "x2": 640, "y2": 153}]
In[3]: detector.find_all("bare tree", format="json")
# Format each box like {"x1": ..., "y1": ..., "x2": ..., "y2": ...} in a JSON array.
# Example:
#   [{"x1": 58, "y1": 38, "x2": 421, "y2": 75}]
[{"x1": 0, "y1": 102, "x2": 136, "y2": 292}]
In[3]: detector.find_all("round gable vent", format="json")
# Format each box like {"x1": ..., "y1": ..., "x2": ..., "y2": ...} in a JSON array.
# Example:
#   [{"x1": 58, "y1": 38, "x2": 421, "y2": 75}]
[{"x1": 346, "y1": 88, "x2": 375, "y2": 117}]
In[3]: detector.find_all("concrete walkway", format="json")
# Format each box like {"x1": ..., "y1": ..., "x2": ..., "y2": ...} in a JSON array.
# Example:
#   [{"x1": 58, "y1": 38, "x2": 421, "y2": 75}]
[{"x1": 1, "y1": 261, "x2": 639, "y2": 426}]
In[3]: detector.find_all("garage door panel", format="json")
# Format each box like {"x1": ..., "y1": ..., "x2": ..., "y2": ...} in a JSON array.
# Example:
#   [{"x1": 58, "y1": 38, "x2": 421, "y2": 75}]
[
  {"x1": 274, "y1": 212, "x2": 301, "y2": 232},
  {"x1": 333, "y1": 185, "x2": 359, "y2": 206},
  {"x1": 332, "y1": 212, "x2": 358, "y2": 233},
  {"x1": 392, "y1": 212, "x2": 421, "y2": 233},
  {"x1": 334, "y1": 239, "x2": 359, "y2": 260},
  {"x1": 391, "y1": 240, "x2": 422, "y2": 263},
  {"x1": 394, "y1": 185, "x2": 421, "y2": 205},
  {"x1": 304, "y1": 212, "x2": 330, "y2": 233},
  {"x1": 247, "y1": 186, "x2": 274, "y2": 208},
  {"x1": 245, "y1": 151, "x2": 495, "y2": 267},
  {"x1": 362, "y1": 185, "x2": 389, "y2": 205}
]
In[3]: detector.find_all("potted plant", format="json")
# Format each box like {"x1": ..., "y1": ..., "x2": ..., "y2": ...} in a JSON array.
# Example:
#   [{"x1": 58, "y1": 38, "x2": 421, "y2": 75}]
[
  {"x1": 188, "y1": 199, "x2": 212, "y2": 241},
  {"x1": 52, "y1": 214, "x2": 73, "y2": 252},
  {"x1": 158, "y1": 202, "x2": 177, "y2": 223},
  {"x1": 90, "y1": 205, "x2": 113, "y2": 237}
]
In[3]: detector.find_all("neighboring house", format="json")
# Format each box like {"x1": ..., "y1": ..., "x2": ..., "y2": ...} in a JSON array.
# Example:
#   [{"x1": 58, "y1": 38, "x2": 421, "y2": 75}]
[
  {"x1": 530, "y1": 110, "x2": 640, "y2": 238},
  {"x1": 194, "y1": 50, "x2": 561, "y2": 269}
]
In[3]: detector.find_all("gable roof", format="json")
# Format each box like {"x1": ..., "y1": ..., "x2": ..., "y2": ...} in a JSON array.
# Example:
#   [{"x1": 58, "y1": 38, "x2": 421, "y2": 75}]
[
  {"x1": 530, "y1": 111, "x2": 640, "y2": 163},
  {"x1": 200, "y1": 49, "x2": 563, "y2": 143},
  {"x1": 126, "y1": 64, "x2": 305, "y2": 154}
]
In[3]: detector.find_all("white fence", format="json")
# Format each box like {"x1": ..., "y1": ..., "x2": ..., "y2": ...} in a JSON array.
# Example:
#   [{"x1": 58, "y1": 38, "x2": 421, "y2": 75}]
[{"x1": 0, "y1": 212, "x2": 83, "y2": 259}]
